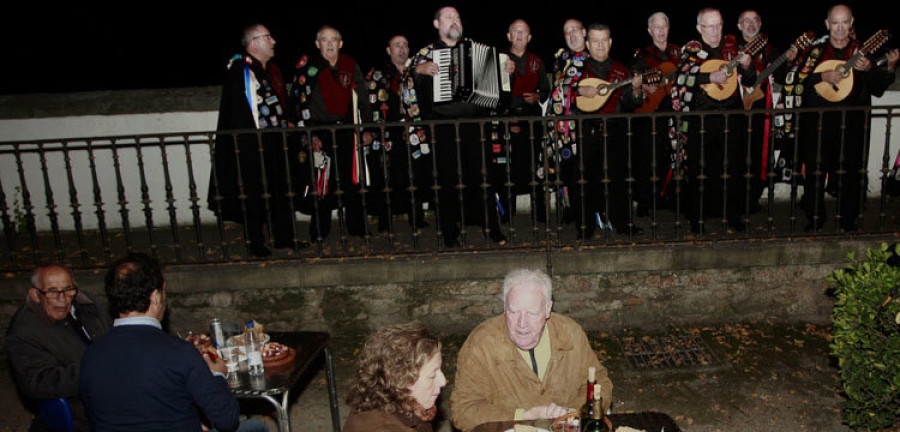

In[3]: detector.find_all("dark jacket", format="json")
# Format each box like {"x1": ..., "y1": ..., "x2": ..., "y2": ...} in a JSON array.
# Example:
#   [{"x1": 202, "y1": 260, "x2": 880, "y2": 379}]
[{"x1": 6, "y1": 291, "x2": 112, "y2": 432}]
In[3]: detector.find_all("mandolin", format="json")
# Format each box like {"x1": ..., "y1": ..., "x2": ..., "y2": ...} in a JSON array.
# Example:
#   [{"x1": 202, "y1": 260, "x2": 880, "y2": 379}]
[
  {"x1": 741, "y1": 31, "x2": 816, "y2": 109},
  {"x1": 635, "y1": 61, "x2": 677, "y2": 113},
  {"x1": 699, "y1": 34, "x2": 768, "y2": 101},
  {"x1": 576, "y1": 69, "x2": 662, "y2": 113},
  {"x1": 813, "y1": 29, "x2": 890, "y2": 102}
]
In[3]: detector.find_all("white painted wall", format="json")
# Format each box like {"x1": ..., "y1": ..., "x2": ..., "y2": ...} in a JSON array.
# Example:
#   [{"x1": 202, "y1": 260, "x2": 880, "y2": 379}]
[{"x1": 1, "y1": 97, "x2": 898, "y2": 232}]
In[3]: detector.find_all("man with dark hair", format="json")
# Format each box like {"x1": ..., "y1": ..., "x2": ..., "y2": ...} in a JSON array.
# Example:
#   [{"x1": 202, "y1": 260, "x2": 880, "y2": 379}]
[
  {"x1": 410, "y1": 5, "x2": 509, "y2": 247},
  {"x1": 208, "y1": 23, "x2": 299, "y2": 257},
  {"x1": 6, "y1": 264, "x2": 111, "y2": 432},
  {"x1": 79, "y1": 253, "x2": 261, "y2": 432}
]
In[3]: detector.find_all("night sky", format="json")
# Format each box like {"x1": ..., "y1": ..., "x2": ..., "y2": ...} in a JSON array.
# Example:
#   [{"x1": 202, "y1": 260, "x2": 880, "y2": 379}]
[{"x1": 1, "y1": 1, "x2": 895, "y2": 95}]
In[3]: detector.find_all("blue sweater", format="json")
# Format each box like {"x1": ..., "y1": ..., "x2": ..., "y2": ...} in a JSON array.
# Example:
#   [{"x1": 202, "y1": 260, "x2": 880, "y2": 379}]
[{"x1": 79, "y1": 322, "x2": 239, "y2": 432}]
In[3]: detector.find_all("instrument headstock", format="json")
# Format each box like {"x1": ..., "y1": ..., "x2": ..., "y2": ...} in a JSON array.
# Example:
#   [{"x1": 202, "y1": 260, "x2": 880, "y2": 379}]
[
  {"x1": 742, "y1": 34, "x2": 769, "y2": 57},
  {"x1": 862, "y1": 30, "x2": 891, "y2": 56},
  {"x1": 793, "y1": 31, "x2": 816, "y2": 52}
]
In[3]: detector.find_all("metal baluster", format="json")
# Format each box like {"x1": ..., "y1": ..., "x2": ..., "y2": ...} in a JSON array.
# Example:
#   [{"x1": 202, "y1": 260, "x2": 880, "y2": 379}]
[
  {"x1": 502, "y1": 118, "x2": 515, "y2": 245},
  {"x1": 455, "y1": 122, "x2": 467, "y2": 245},
  {"x1": 743, "y1": 111, "x2": 755, "y2": 235},
  {"x1": 158, "y1": 137, "x2": 181, "y2": 262},
  {"x1": 134, "y1": 137, "x2": 156, "y2": 257},
  {"x1": 37, "y1": 142, "x2": 64, "y2": 263},
  {"x1": 600, "y1": 116, "x2": 611, "y2": 243},
  {"x1": 527, "y1": 119, "x2": 542, "y2": 245},
  {"x1": 478, "y1": 120, "x2": 491, "y2": 246},
  {"x1": 878, "y1": 108, "x2": 893, "y2": 230},
  {"x1": 355, "y1": 126, "x2": 371, "y2": 252},
  {"x1": 183, "y1": 134, "x2": 205, "y2": 261},
  {"x1": 62, "y1": 141, "x2": 88, "y2": 265},
  {"x1": 696, "y1": 114, "x2": 707, "y2": 236},
  {"x1": 0, "y1": 173, "x2": 18, "y2": 268},
  {"x1": 576, "y1": 118, "x2": 587, "y2": 242},
  {"x1": 14, "y1": 143, "x2": 39, "y2": 263},
  {"x1": 788, "y1": 112, "x2": 802, "y2": 234},
  {"x1": 765, "y1": 109, "x2": 777, "y2": 235},
  {"x1": 721, "y1": 113, "x2": 730, "y2": 236},
  {"x1": 429, "y1": 123, "x2": 445, "y2": 250},
  {"x1": 110, "y1": 138, "x2": 134, "y2": 254},
  {"x1": 834, "y1": 109, "x2": 847, "y2": 232},
  {"x1": 305, "y1": 130, "x2": 325, "y2": 253},
  {"x1": 624, "y1": 115, "x2": 636, "y2": 241},
  {"x1": 329, "y1": 128, "x2": 349, "y2": 254},
  {"x1": 86, "y1": 139, "x2": 112, "y2": 264},
  {"x1": 279, "y1": 130, "x2": 301, "y2": 254},
  {"x1": 857, "y1": 108, "x2": 872, "y2": 231},
  {"x1": 673, "y1": 113, "x2": 685, "y2": 237},
  {"x1": 207, "y1": 132, "x2": 231, "y2": 259},
  {"x1": 377, "y1": 123, "x2": 395, "y2": 251},
  {"x1": 231, "y1": 132, "x2": 252, "y2": 259},
  {"x1": 649, "y1": 114, "x2": 659, "y2": 240},
  {"x1": 405, "y1": 125, "x2": 421, "y2": 251},
  {"x1": 256, "y1": 131, "x2": 275, "y2": 253}
]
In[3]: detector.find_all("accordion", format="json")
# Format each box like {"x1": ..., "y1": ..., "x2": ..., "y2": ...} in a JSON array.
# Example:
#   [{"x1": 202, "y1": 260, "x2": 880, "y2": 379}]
[{"x1": 432, "y1": 39, "x2": 511, "y2": 109}]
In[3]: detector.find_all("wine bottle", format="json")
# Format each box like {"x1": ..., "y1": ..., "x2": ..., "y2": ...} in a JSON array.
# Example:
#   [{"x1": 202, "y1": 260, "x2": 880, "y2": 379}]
[
  {"x1": 581, "y1": 385, "x2": 609, "y2": 432},
  {"x1": 579, "y1": 366, "x2": 597, "y2": 419}
]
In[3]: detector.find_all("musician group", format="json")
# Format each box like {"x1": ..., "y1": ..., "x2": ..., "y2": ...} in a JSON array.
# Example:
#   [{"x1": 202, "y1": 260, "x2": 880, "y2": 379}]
[{"x1": 211, "y1": 4, "x2": 899, "y2": 254}]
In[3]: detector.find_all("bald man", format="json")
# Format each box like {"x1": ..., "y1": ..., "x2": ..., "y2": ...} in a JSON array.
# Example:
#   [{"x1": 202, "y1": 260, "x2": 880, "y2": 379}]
[
  {"x1": 793, "y1": 4, "x2": 898, "y2": 232},
  {"x1": 6, "y1": 264, "x2": 111, "y2": 432}
]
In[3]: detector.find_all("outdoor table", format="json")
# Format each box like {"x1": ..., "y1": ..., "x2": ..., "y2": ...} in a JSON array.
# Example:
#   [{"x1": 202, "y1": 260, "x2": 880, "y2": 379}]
[
  {"x1": 228, "y1": 331, "x2": 340, "y2": 432},
  {"x1": 470, "y1": 412, "x2": 680, "y2": 432}
]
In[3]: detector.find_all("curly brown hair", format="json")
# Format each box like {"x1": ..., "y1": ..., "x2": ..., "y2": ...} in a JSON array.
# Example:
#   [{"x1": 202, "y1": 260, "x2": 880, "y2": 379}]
[{"x1": 346, "y1": 322, "x2": 442, "y2": 415}]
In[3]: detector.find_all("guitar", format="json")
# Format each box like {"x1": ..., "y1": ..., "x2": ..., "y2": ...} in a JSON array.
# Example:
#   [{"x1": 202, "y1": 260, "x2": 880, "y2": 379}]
[
  {"x1": 699, "y1": 34, "x2": 768, "y2": 101},
  {"x1": 576, "y1": 69, "x2": 662, "y2": 113},
  {"x1": 741, "y1": 31, "x2": 816, "y2": 109},
  {"x1": 635, "y1": 61, "x2": 677, "y2": 113},
  {"x1": 813, "y1": 29, "x2": 890, "y2": 102}
]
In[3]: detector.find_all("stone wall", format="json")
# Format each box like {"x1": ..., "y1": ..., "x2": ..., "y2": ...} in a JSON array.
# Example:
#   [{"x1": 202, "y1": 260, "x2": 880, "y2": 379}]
[{"x1": 3, "y1": 238, "x2": 887, "y2": 343}]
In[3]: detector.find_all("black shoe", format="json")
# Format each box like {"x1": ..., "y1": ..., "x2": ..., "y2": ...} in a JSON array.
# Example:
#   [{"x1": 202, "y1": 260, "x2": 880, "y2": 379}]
[
  {"x1": 248, "y1": 242, "x2": 272, "y2": 258},
  {"x1": 489, "y1": 230, "x2": 508, "y2": 246}
]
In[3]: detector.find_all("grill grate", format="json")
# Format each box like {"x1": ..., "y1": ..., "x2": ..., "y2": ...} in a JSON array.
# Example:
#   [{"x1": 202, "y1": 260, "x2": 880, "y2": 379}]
[{"x1": 615, "y1": 333, "x2": 720, "y2": 369}]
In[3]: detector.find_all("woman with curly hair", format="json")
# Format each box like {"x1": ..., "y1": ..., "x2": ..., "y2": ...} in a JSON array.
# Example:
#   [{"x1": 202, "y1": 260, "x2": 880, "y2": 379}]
[{"x1": 343, "y1": 322, "x2": 447, "y2": 431}]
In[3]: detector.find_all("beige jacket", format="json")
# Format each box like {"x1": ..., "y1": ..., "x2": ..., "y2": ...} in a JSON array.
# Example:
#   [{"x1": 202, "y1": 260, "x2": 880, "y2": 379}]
[{"x1": 450, "y1": 313, "x2": 613, "y2": 431}]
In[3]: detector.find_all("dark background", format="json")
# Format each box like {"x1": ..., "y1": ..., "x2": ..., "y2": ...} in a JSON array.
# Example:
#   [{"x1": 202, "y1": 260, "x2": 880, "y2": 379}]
[{"x1": 0, "y1": 1, "x2": 893, "y2": 95}]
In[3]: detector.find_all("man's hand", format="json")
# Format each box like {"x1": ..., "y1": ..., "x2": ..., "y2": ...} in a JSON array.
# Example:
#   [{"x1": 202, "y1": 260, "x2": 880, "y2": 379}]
[
  {"x1": 630, "y1": 74, "x2": 643, "y2": 97},
  {"x1": 579, "y1": 84, "x2": 599, "y2": 98},
  {"x1": 821, "y1": 69, "x2": 845, "y2": 85},
  {"x1": 852, "y1": 56, "x2": 872, "y2": 72},
  {"x1": 521, "y1": 92, "x2": 540, "y2": 104},
  {"x1": 203, "y1": 353, "x2": 227, "y2": 375},
  {"x1": 642, "y1": 83, "x2": 659, "y2": 95},
  {"x1": 785, "y1": 46, "x2": 799, "y2": 62},
  {"x1": 737, "y1": 52, "x2": 752, "y2": 69},
  {"x1": 522, "y1": 403, "x2": 569, "y2": 420},
  {"x1": 415, "y1": 61, "x2": 439, "y2": 76},
  {"x1": 886, "y1": 49, "x2": 900, "y2": 72},
  {"x1": 505, "y1": 58, "x2": 516, "y2": 75},
  {"x1": 709, "y1": 70, "x2": 728, "y2": 84}
]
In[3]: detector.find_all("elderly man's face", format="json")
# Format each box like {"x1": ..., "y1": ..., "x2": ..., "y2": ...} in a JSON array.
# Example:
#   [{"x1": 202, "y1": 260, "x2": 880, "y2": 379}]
[
  {"x1": 648, "y1": 16, "x2": 669, "y2": 46},
  {"x1": 505, "y1": 281, "x2": 551, "y2": 350},
  {"x1": 29, "y1": 267, "x2": 76, "y2": 322},
  {"x1": 826, "y1": 6, "x2": 854, "y2": 44},
  {"x1": 738, "y1": 11, "x2": 761, "y2": 40},
  {"x1": 316, "y1": 28, "x2": 343, "y2": 64},
  {"x1": 508, "y1": 20, "x2": 532, "y2": 52},
  {"x1": 697, "y1": 10, "x2": 724, "y2": 48},
  {"x1": 587, "y1": 28, "x2": 612, "y2": 62}
]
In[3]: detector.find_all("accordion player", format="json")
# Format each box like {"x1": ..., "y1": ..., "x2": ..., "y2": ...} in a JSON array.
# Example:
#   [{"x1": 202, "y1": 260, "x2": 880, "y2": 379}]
[{"x1": 431, "y1": 39, "x2": 512, "y2": 110}]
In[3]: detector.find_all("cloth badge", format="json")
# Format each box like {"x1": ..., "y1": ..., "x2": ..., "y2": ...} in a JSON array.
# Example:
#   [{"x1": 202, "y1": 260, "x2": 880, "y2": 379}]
[
  {"x1": 373, "y1": 112, "x2": 380, "y2": 121},
  {"x1": 260, "y1": 104, "x2": 270, "y2": 116},
  {"x1": 296, "y1": 56, "x2": 308, "y2": 68},
  {"x1": 258, "y1": 117, "x2": 269, "y2": 128},
  {"x1": 420, "y1": 143, "x2": 430, "y2": 154},
  {"x1": 409, "y1": 133, "x2": 420, "y2": 145},
  {"x1": 378, "y1": 89, "x2": 388, "y2": 102},
  {"x1": 372, "y1": 140, "x2": 381, "y2": 151},
  {"x1": 308, "y1": 66, "x2": 319, "y2": 77},
  {"x1": 697, "y1": 50, "x2": 708, "y2": 59},
  {"x1": 373, "y1": 71, "x2": 383, "y2": 81},
  {"x1": 275, "y1": 105, "x2": 283, "y2": 115},
  {"x1": 561, "y1": 148, "x2": 572, "y2": 159},
  {"x1": 686, "y1": 76, "x2": 696, "y2": 87},
  {"x1": 794, "y1": 84, "x2": 804, "y2": 95},
  {"x1": 368, "y1": 81, "x2": 377, "y2": 90},
  {"x1": 385, "y1": 141, "x2": 392, "y2": 152},
  {"x1": 412, "y1": 149, "x2": 422, "y2": 159},
  {"x1": 417, "y1": 130, "x2": 427, "y2": 142},
  {"x1": 302, "y1": 109, "x2": 311, "y2": 120},
  {"x1": 370, "y1": 95, "x2": 377, "y2": 104}
]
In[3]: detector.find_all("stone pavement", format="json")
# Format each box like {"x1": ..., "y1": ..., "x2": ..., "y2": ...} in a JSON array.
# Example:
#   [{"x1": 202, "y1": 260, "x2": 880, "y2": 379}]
[{"x1": 0, "y1": 321, "x2": 850, "y2": 431}]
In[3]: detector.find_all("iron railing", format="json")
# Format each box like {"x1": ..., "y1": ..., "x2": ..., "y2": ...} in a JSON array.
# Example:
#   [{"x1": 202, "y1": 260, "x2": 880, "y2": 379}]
[{"x1": 1, "y1": 105, "x2": 898, "y2": 272}]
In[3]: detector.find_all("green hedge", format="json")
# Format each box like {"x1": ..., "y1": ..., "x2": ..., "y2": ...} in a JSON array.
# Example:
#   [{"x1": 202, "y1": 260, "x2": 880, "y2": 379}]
[{"x1": 830, "y1": 243, "x2": 900, "y2": 429}]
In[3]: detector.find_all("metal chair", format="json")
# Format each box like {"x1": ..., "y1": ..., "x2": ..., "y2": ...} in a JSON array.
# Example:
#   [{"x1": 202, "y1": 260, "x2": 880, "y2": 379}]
[{"x1": 38, "y1": 398, "x2": 74, "y2": 432}]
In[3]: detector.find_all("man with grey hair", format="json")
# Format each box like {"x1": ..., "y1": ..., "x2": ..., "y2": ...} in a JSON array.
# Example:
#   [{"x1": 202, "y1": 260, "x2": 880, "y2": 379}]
[
  {"x1": 450, "y1": 268, "x2": 612, "y2": 431},
  {"x1": 6, "y1": 264, "x2": 111, "y2": 431}
]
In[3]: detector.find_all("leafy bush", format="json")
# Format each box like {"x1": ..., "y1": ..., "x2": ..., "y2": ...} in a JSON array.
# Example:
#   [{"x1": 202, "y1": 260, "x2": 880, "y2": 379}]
[{"x1": 830, "y1": 243, "x2": 900, "y2": 430}]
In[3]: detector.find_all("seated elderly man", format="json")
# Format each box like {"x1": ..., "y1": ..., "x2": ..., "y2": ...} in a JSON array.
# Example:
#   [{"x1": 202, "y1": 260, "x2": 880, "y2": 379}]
[
  {"x1": 450, "y1": 269, "x2": 613, "y2": 431},
  {"x1": 5, "y1": 264, "x2": 111, "y2": 432}
]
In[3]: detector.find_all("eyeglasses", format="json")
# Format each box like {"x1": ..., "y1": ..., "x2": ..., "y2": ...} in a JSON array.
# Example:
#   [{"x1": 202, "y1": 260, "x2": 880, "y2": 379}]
[
  {"x1": 33, "y1": 286, "x2": 78, "y2": 300},
  {"x1": 700, "y1": 23, "x2": 723, "y2": 31},
  {"x1": 252, "y1": 34, "x2": 273, "y2": 42}
]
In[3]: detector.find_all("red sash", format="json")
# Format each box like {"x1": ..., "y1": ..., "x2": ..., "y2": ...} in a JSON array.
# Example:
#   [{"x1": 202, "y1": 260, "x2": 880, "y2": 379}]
[{"x1": 318, "y1": 54, "x2": 357, "y2": 116}]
